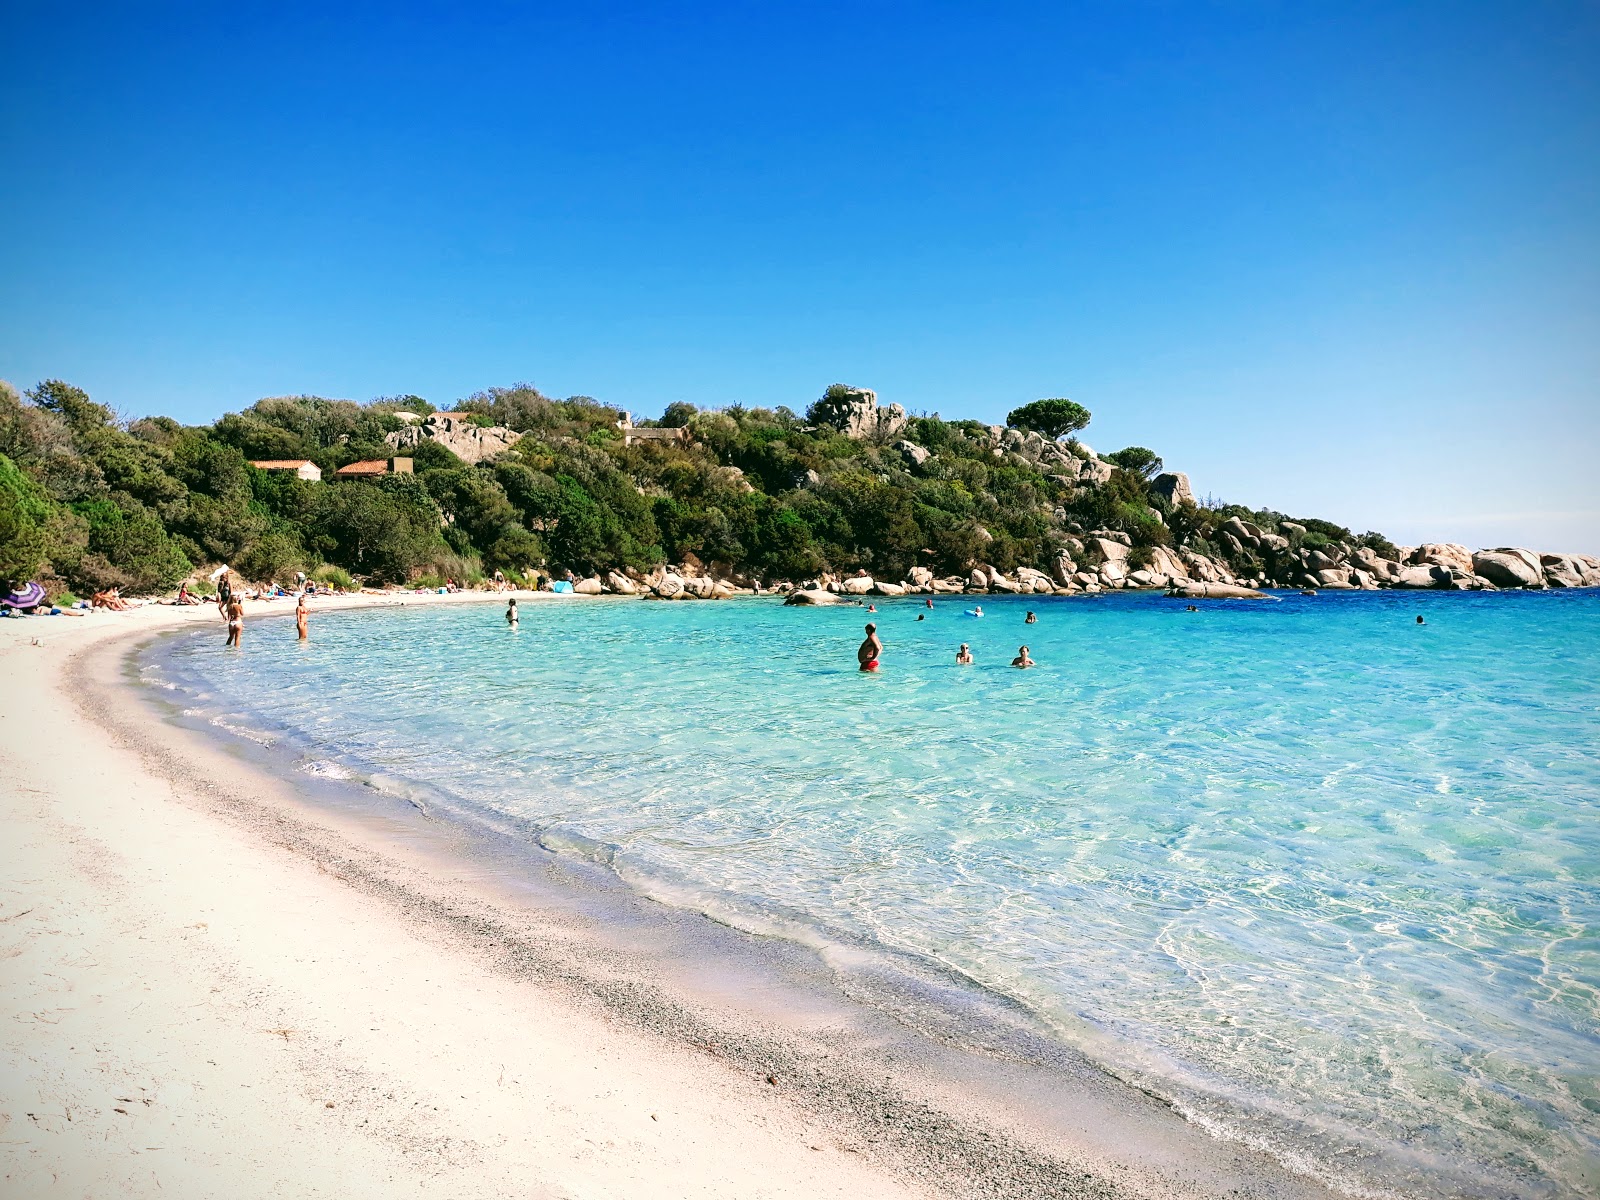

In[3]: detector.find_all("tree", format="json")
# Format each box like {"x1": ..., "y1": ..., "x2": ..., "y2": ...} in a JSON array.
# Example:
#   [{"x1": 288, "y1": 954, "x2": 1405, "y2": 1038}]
[
  {"x1": 1104, "y1": 446, "x2": 1163, "y2": 480},
  {"x1": 659, "y1": 401, "x2": 697, "y2": 428},
  {"x1": 309, "y1": 476, "x2": 446, "y2": 582},
  {"x1": 1005, "y1": 398, "x2": 1091, "y2": 440},
  {"x1": 0, "y1": 454, "x2": 51, "y2": 586}
]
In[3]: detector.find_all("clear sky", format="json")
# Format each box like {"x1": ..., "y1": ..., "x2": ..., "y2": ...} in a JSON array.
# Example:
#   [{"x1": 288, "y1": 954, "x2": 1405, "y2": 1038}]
[{"x1": 3, "y1": 2, "x2": 1596, "y2": 551}]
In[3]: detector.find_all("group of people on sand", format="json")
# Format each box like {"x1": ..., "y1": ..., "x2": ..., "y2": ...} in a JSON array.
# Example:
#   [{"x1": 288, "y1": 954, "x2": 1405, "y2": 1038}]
[
  {"x1": 856, "y1": 609, "x2": 1037, "y2": 673},
  {"x1": 91, "y1": 588, "x2": 135, "y2": 611}
]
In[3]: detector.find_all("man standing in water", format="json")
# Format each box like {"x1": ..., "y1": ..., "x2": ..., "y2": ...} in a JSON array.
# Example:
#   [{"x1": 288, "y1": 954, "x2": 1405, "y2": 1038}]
[
  {"x1": 858, "y1": 623, "x2": 882, "y2": 672},
  {"x1": 956, "y1": 643, "x2": 973, "y2": 664},
  {"x1": 295, "y1": 591, "x2": 309, "y2": 641},
  {"x1": 1011, "y1": 645, "x2": 1035, "y2": 668}
]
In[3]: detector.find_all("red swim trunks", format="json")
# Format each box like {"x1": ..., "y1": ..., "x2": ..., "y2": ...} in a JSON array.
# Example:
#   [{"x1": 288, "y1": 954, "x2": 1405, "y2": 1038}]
[{"x1": 860, "y1": 660, "x2": 879, "y2": 671}]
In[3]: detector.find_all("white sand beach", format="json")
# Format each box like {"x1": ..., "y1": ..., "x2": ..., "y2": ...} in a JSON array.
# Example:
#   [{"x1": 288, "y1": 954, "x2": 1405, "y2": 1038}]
[{"x1": 0, "y1": 594, "x2": 1337, "y2": 1200}]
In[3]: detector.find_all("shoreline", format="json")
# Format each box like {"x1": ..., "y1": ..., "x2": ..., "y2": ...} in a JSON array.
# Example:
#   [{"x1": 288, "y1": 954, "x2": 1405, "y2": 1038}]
[{"x1": 3, "y1": 597, "x2": 1344, "y2": 1199}]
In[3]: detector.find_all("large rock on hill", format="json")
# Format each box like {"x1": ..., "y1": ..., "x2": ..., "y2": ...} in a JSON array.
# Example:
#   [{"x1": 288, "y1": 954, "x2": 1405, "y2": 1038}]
[
  {"x1": 1471, "y1": 548, "x2": 1545, "y2": 589},
  {"x1": 387, "y1": 413, "x2": 523, "y2": 465},
  {"x1": 810, "y1": 387, "x2": 907, "y2": 441},
  {"x1": 1151, "y1": 472, "x2": 1194, "y2": 507}
]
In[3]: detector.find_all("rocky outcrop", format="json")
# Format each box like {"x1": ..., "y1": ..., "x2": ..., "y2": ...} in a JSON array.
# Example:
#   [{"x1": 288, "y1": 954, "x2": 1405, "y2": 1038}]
[
  {"x1": 784, "y1": 589, "x2": 839, "y2": 605},
  {"x1": 810, "y1": 387, "x2": 907, "y2": 441},
  {"x1": 1541, "y1": 553, "x2": 1600, "y2": 588},
  {"x1": 841, "y1": 576, "x2": 875, "y2": 595},
  {"x1": 573, "y1": 576, "x2": 604, "y2": 595},
  {"x1": 386, "y1": 413, "x2": 523, "y2": 465},
  {"x1": 1472, "y1": 548, "x2": 1544, "y2": 589},
  {"x1": 1409, "y1": 543, "x2": 1474, "y2": 574},
  {"x1": 1151, "y1": 472, "x2": 1194, "y2": 507}
]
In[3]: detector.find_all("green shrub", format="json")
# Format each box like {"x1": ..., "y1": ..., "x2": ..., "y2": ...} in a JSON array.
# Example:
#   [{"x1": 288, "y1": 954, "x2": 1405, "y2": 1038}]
[{"x1": 306, "y1": 565, "x2": 350, "y2": 590}]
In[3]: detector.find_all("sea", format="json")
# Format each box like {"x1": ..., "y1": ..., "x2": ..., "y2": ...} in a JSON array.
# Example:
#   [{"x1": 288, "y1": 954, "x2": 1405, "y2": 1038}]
[{"x1": 139, "y1": 588, "x2": 1600, "y2": 1198}]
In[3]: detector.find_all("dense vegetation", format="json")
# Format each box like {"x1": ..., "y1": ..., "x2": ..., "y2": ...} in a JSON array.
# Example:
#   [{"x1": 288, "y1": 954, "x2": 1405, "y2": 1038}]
[{"x1": 0, "y1": 378, "x2": 1390, "y2": 596}]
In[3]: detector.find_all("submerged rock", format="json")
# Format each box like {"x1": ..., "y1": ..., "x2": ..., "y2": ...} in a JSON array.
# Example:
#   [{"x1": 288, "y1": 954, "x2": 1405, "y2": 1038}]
[
  {"x1": 1166, "y1": 582, "x2": 1270, "y2": 599},
  {"x1": 783, "y1": 589, "x2": 839, "y2": 606}
]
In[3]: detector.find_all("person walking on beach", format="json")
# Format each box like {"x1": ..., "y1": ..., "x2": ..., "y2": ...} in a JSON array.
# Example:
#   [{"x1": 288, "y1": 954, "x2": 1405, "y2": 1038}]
[
  {"x1": 956, "y1": 643, "x2": 973, "y2": 664},
  {"x1": 858, "y1": 623, "x2": 882, "y2": 672},
  {"x1": 225, "y1": 597, "x2": 244, "y2": 649},
  {"x1": 506, "y1": 597, "x2": 519, "y2": 628},
  {"x1": 295, "y1": 592, "x2": 309, "y2": 641},
  {"x1": 1011, "y1": 645, "x2": 1035, "y2": 668}
]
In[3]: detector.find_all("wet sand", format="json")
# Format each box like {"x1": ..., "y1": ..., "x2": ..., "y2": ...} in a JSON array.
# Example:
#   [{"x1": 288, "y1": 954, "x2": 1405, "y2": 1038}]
[{"x1": 0, "y1": 594, "x2": 1339, "y2": 1199}]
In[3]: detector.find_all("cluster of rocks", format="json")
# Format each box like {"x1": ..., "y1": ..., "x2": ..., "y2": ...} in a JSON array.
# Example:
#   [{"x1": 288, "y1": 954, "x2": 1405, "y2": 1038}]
[
  {"x1": 386, "y1": 413, "x2": 523, "y2": 465},
  {"x1": 565, "y1": 565, "x2": 765, "y2": 601},
  {"x1": 809, "y1": 387, "x2": 909, "y2": 441},
  {"x1": 1199, "y1": 517, "x2": 1600, "y2": 592}
]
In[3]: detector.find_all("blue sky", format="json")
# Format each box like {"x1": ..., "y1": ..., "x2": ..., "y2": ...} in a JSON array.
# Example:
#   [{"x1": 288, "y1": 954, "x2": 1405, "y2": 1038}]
[{"x1": 3, "y1": 2, "x2": 1596, "y2": 551}]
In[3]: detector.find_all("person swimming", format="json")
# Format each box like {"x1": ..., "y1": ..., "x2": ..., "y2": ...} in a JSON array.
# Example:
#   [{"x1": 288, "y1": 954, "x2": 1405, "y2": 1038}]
[
  {"x1": 1416, "y1": 614, "x2": 1425, "y2": 625},
  {"x1": 1186, "y1": 604, "x2": 1198, "y2": 612},
  {"x1": 506, "y1": 598, "x2": 519, "y2": 627},
  {"x1": 956, "y1": 643, "x2": 973, "y2": 664},
  {"x1": 924, "y1": 597, "x2": 934, "y2": 608},
  {"x1": 916, "y1": 613, "x2": 925, "y2": 621},
  {"x1": 1011, "y1": 645, "x2": 1035, "y2": 668},
  {"x1": 867, "y1": 603, "x2": 877, "y2": 612},
  {"x1": 1024, "y1": 611, "x2": 1037, "y2": 624},
  {"x1": 858, "y1": 623, "x2": 882, "y2": 672}
]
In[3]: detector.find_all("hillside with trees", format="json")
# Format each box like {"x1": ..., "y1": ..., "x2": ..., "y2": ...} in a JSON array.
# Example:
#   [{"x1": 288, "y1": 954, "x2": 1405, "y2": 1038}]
[{"x1": 2, "y1": 377, "x2": 1586, "y2": 600}]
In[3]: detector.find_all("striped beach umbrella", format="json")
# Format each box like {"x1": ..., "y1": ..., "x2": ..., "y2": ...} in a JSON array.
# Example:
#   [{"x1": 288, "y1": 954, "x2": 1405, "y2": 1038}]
[{"x1": 1, "y1": 581, "x2": 48, "y2": 608}]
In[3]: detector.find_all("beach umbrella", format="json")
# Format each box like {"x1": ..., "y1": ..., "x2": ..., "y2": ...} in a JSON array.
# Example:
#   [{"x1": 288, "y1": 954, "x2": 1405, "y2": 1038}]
[
  {"x1": 208, "y1": 565, "x2": 231, "y2": 581},
  {"x1": 2, "y1": 581, "x2": 47, "y2": 608}
]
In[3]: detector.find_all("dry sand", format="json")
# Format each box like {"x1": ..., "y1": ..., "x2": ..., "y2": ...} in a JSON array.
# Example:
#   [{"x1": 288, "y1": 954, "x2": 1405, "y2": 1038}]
[{"x1": 0, "y1": 593, "x2": 1340, "y2": 1199}]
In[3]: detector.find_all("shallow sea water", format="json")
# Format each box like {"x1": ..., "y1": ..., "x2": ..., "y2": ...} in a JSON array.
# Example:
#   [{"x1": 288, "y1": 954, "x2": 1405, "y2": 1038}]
[{"x1": 146, "y1": 589, "x2": 1600, "y2": 1198}]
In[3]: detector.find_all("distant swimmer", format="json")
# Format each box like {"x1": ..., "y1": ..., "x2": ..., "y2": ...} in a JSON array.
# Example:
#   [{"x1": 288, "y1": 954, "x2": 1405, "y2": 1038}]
[
  {"x1": 858, "y1": 623, "x2": 882, "y2": 672},
  {"x1": 956, "y1": 643, "x2": 973, "y2": 665},
  {"x1": 1186, "y1": 604, "x2": 1199, "y2": 612},
  {"x1": 924, "y1": 597, "x2": 934, "y2": 609},
  {"x1": 506, "y1": 598, "x2": 519, "y2": 627},
  {"x1": 1416, "y1": 614, "x2": 1425, "y2": 625},
  {"x1": 916, "y1": 613, "x2": 926, "y2": 621},
  {"x1": 296, "y1": 592, "x2": 309, "y2": 641},
  {"x1": 867, "y1": 603, "x2": 877, "y2": 612},
  {"x1": 1025, "y1": 611, "x2": 1037, "y2": 624},
  {"x1": 1011, "y1": 645, "x2": 1035, "y2": 669}
]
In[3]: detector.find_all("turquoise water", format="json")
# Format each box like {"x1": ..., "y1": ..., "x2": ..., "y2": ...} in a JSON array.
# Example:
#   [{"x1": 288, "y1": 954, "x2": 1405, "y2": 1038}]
[{"x1": 147, "y1": 590, "x2": 1600, "y2": 1197}]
